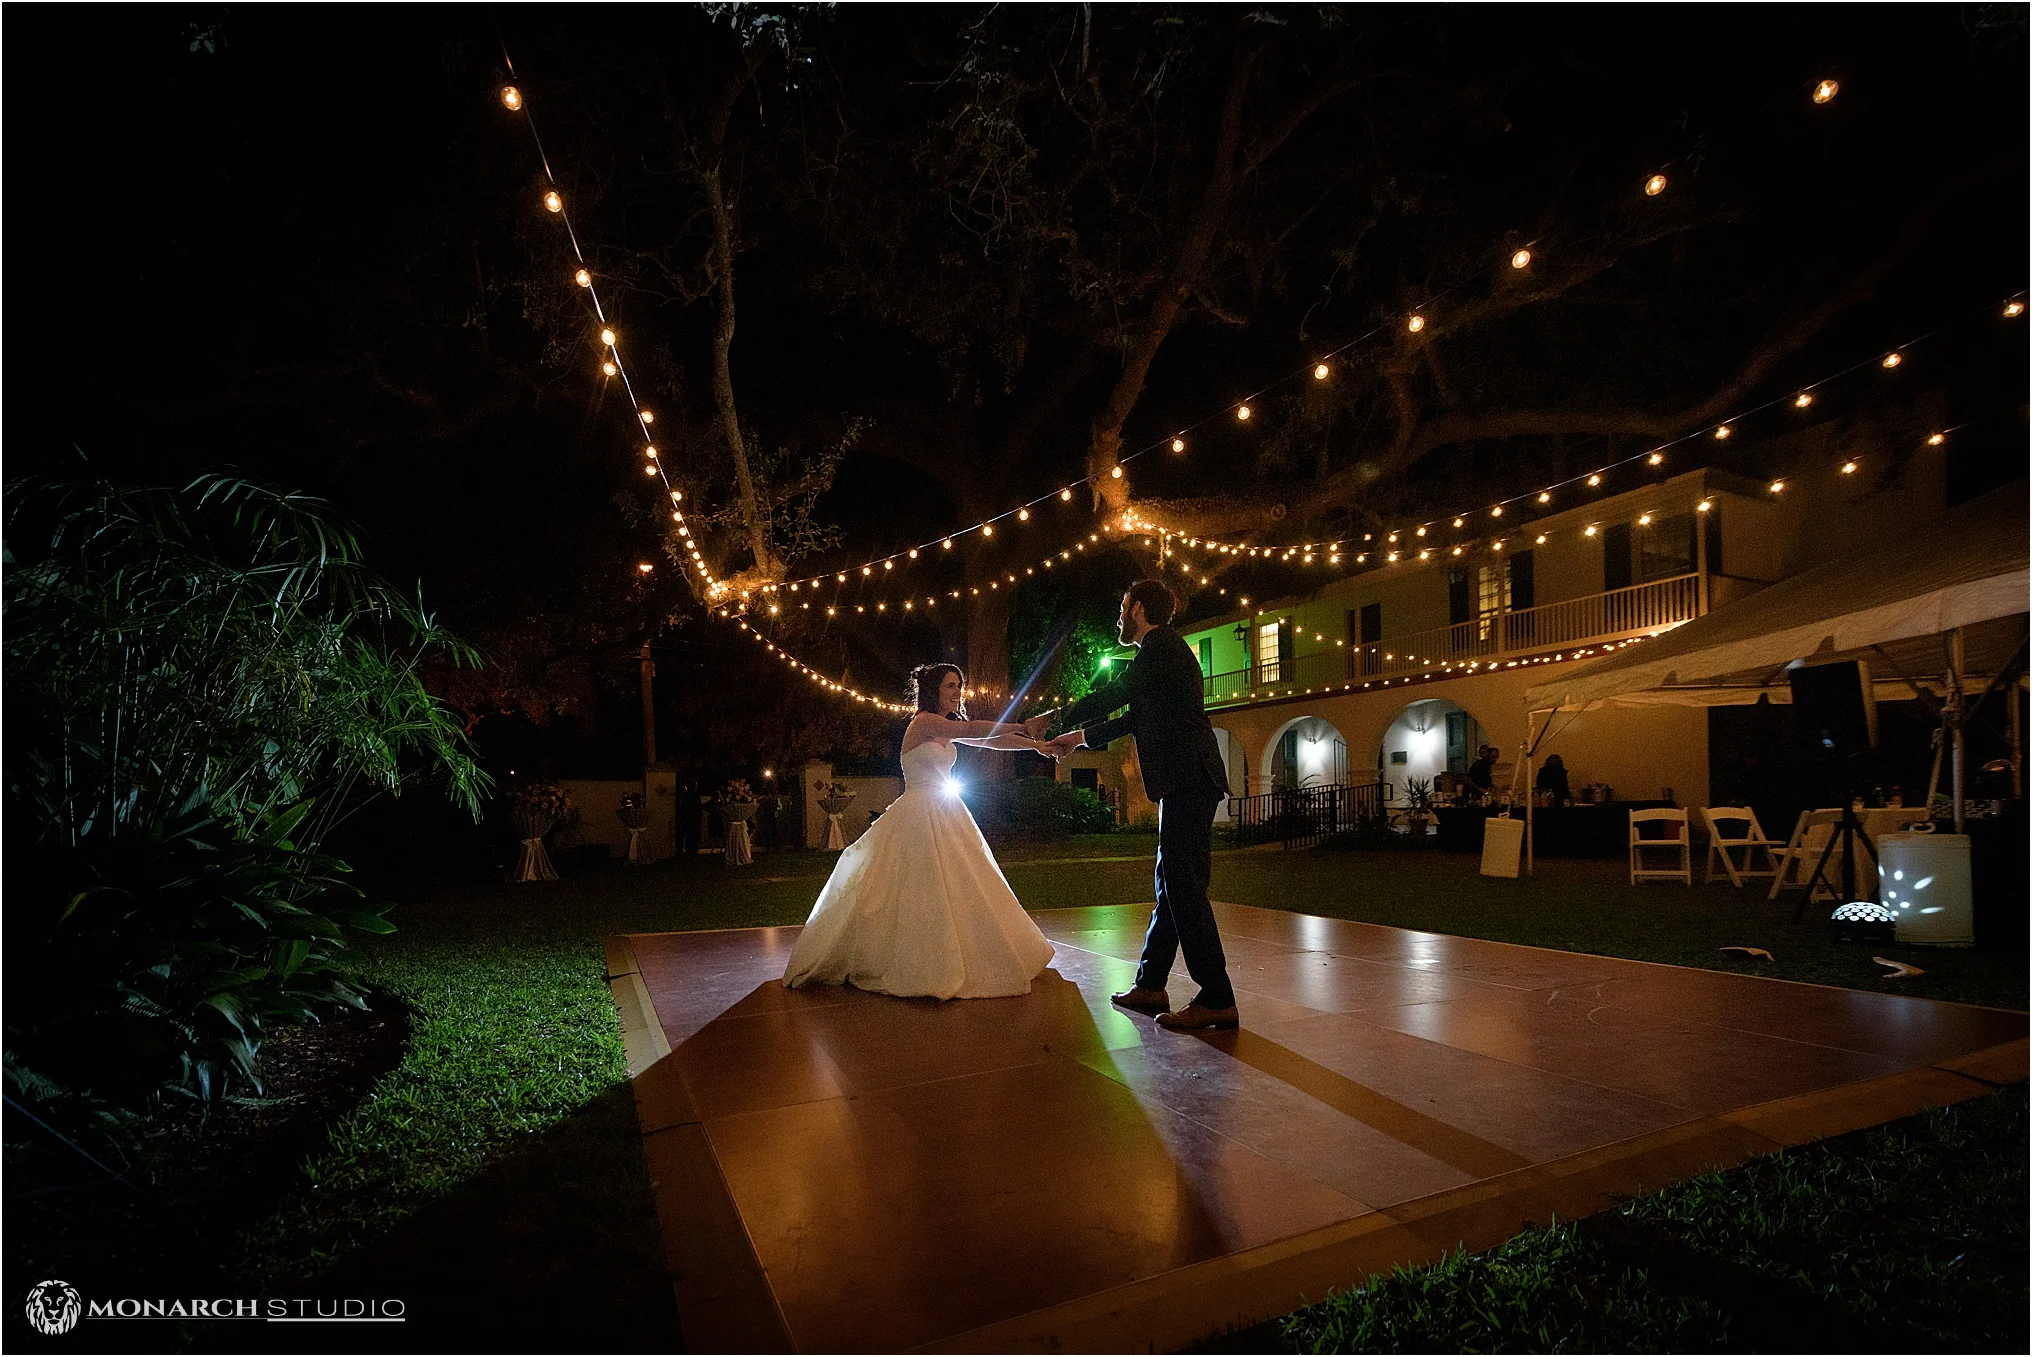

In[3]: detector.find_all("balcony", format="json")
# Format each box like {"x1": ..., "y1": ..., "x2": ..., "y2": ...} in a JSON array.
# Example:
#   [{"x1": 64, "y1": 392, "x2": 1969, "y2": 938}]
[{"x1": 1203, "y1": 573, "x2": 1701, "y2": 708}]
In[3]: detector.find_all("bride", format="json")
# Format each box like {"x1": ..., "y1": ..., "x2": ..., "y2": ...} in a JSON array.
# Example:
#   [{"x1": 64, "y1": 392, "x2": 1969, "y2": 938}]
[{"x1": 782, "y1": 664, "x2": 1058, "y2": 1000}]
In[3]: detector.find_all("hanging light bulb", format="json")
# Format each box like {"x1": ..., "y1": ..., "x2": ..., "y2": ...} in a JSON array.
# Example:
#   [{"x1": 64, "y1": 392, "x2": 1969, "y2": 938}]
[
  {"x1": 1588, "y1": 473, "x2": 1602, "y2": 487},
  {"x1": 640, "y1": 411, "x2": 654, "y2": 425},
  {"x1": 1110, "y1": 465, "x2": 1123, "y2": 479},
  {"x1": 602, "y1": 361, "x2": 617, "y2": 377},
  {"x1": 943, "y1": 538, "x2": 953, "y2": 549},
  {"x1": 501, "y1": 86, "x2": 524, "y2": 111},
  {"x1": 644, "y1": 464, "x2": 658, "y2": 476},
  {"x1": 1794, "y1": 392, "x2": 1814, "y2": 408},
  {"x1": 600, "y1": 327, "x2": 617, "y2": 347},
  {"x1": 1927, "y1": 432, "x2": 1946, "y2": 446},
  {"x1": 1648, "y1": 452, "x2": 1664, "y2": 465},
  {"x1": 1491, "y1": 505, "x2": 1503, "y2": 517},
  {"x1": 1535, "y1": 534, "x2": 1548, "y2": 544},
  {"x1": 1236, "y1": 404, "x2": 1252, "y2": 421},
  {"x1": 1538, "y1": 491, "x2": 1551, "y2": 503},
  {"x1": 1881, "y1": 352, "x2": 1902, "y2": 368},
  {"x1": 1638, "y1": 513, "x2": 1652, "y2": 526},
  {"x1": 1697, "y1": 500, "x2": 1712, "y2": 513},
  {"x1": 1812, "y1": 79, "x2": 1839, "y2": 104},
  {"x1": 1407, "y1": 314, "x2": 1426, "y2": 333},
  {"x1": 1313, "y1": 363, "x2": 1330, "y2": 380},
  {"x1": 1841, "y1": 461, "x2": 1858, "y2": 474},
  {"x1": 1714, "y1": 425, "x2": 1732, "y2": 439},
  {"x1": 1510, "y1": 249, "x2": 1532, "y2": 269},
  {"x1": 645, "y1": 446, "x2": 657, "y2": 459},
  {"x1": 1060, "y1": 487, "x2": 1073, "y2": 501},
  {"x1": 544, "y1": 190, "x2": 563, "y2": 213},
  {"x1": 637, "y1": 562, "x2": 653, "y2": 573},
  {"x1": 2007, "y1": 301, "x2": 2026, "y2": 318},
  {"x1": 1769, "y1": 480, "x2": 1786, "y2": 493},
  {"x1": 1644, "y1": 173, "x2": 1667, "y2": 196},
  {"x1": 983, "y1": 523, "x2": 994, "y2": 536},
  {"x1": 1584, "y1": 525, "x2": 1598, "y2": 537},
  {"x1": 575, "y1": 268, "x2": 592, "y2": 288}
]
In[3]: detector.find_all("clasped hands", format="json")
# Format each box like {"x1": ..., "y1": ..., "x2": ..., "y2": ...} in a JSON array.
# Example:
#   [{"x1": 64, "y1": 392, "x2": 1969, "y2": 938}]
[{"x1": 1018, "y1": 714, "x2": 1085, "y2": 761}]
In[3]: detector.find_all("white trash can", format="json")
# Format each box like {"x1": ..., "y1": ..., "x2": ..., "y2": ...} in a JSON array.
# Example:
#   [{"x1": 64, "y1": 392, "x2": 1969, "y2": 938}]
[
  {"x1": 1481, "y1": 814, "x2": 1526, "y2": 879},
  {"x1": 1879, "y1": 831, "x2": 1973, "y2": 945}
]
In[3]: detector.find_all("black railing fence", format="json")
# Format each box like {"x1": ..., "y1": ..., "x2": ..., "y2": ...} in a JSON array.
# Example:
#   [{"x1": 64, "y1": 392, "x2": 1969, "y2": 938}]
[{"x1": 1229, "y1": 781, "x2": 1391, "y2": 849}]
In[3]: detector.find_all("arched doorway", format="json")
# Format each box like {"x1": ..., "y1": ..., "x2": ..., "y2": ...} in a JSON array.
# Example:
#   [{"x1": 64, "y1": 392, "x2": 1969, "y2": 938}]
[
  {"x1": 1377, "y1": 699, "x2": 1486, "y2": 803},
  {"x1": 1260, "y1": 715, "x2": 1348, "y2": 791}
]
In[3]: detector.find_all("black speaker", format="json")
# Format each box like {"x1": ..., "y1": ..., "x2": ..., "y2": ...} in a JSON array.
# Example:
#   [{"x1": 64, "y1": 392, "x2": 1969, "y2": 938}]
[{"x1": 1789, "y1": 659, "x2": 1877, "y2": 800}]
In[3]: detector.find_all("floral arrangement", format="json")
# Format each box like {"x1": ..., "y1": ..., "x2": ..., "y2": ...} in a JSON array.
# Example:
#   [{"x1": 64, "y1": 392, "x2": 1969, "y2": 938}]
[
  {"x1": 718, "y1": 778, "x2": 758, "y2": 805},
  {"x1": 616, "y1": 792, "x2": 649, "y2": 830},
  {"x1": 507, "y1": 782, "x2": 576, "y2": 838},
  {"x1": 813, "y1": 778, "x2": 852, "y2": 799}
]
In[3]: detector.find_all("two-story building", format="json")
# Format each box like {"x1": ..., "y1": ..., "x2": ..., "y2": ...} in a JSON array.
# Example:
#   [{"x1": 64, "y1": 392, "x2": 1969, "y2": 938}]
[{"x1": 1054, "y1": 447, "x2": 1983, "y2": 824}]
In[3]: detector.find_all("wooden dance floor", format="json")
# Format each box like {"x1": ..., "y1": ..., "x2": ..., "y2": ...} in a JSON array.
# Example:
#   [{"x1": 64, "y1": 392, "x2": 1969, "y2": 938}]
[{"x1": 608, "y1": 903, "x2": 2026, "y2": 1353}]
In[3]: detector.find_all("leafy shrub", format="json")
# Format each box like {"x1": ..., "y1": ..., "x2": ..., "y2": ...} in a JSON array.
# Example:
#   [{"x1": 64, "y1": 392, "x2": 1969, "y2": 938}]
[
  {"x1": 5, "y1": 471, "x2": 485, "y2": 1134},
  {"x1": 964, "y1": 777, "x2": 1116, "y2": 841}
]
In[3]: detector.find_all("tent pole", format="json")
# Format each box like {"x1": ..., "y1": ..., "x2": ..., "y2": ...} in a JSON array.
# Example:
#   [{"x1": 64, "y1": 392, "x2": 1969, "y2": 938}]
[
  {"x1": 2011, "y1": 673, "x2": 2024, "y2": 800},
  {"x1": 1949, "y1": 627, "x2": 1966, "y2": 834},
  {"x1": 1525, "y1": 710, "x2": 1538, "y2": 876}
]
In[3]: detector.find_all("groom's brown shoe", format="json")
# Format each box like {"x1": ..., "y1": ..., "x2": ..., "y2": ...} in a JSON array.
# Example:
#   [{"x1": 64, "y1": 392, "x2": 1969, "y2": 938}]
[
  {"x1": 1111, "y1": 986, "x2": 1171, "y2": 1015},
  {"x1": 1156, "y1": 1002, "x2": 1240, "y2": 1032}
]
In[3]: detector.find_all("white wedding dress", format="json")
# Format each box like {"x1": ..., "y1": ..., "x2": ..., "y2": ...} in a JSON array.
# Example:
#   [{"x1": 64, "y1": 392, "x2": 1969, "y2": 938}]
[{"x1": 783, "y1": 739, "x2": 1055, "y2": 999}]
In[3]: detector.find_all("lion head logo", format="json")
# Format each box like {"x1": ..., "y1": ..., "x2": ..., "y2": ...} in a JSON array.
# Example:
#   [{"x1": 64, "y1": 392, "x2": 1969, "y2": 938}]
[{"x1": 25, "y1": 1280, "x2": 82, "y2": 1336}]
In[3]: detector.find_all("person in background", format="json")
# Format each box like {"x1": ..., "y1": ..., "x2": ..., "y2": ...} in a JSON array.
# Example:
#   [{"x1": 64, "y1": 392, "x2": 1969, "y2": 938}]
[
  {"x1": 1536, "y1": 752, "x2": 1572, "y2": 807},
  {"x1": 1466, "y1": 744, "x2": 1498, "y2": 800}
]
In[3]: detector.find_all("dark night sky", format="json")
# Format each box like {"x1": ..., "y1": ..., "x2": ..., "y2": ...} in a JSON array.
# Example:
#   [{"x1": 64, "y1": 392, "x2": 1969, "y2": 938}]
[{"x1": 7, "y1": 5, "x2": 2026, "y2": 773}]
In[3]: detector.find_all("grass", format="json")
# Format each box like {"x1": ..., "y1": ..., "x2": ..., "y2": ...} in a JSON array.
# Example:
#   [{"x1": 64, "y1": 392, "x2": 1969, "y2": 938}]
[
  {"x1": 170, "y1": 837, "x2": 2021, "y2": 1351},
  {"x1": 1263, "y1": 1084, "x2": 2027, "y2": 1353}
]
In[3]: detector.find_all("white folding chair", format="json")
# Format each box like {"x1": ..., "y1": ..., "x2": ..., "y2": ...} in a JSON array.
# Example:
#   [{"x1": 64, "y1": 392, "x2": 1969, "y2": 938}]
[
  {"x1": 1629, "y1": 807, "x2": 1691, "y2": 885},
  {"x1": 1767, "y1": 808, "x2": 1845, "y2": 900},
  {"x1": 1701, "y1": 806, "x2": 1780, "y2": 887}
]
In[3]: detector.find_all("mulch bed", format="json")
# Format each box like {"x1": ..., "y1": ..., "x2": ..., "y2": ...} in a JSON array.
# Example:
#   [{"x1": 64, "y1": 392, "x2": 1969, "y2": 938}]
[{"x1": 7, "y1": 994, "x2": 411, "y2": 1318}]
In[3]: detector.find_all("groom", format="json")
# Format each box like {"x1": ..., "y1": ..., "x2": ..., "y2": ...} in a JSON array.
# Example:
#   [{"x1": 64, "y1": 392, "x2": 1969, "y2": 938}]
[{"x1": 1048, "y1": 580, "x2": 1238, "y2": 1031}]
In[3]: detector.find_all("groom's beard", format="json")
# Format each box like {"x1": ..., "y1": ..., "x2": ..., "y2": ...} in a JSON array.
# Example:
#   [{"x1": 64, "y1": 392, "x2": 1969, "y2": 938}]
[{"x1": 1118, "y1": 622, "x2": 1134, "y2": 645}]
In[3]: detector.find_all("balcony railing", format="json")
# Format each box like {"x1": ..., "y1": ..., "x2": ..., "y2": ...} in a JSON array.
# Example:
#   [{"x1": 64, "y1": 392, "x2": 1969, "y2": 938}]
[{"x1": 1202, "y1": 572, "x2": 1700, "y2": 707}]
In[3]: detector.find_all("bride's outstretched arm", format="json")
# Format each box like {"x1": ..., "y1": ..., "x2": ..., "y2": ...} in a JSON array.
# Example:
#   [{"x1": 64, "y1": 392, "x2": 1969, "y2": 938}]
[
  {"x1": 951, "y1": 732, "x2": 1048, "y2": 751},
  {"x1": 937, "y1": 718, "x2": 1034, "y2": 740}
]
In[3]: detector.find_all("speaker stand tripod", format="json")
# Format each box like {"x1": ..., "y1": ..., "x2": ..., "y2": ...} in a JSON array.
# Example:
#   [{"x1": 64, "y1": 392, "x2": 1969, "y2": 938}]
[{"x1": 1793, "y1": 805, "x2": 1881, "y2": 924}]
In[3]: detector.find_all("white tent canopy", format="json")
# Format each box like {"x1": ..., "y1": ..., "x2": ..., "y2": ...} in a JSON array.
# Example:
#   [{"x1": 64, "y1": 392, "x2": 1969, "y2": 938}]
[{"x1": 1525, "y1": 481, "x2": 2029, "y2": 712}]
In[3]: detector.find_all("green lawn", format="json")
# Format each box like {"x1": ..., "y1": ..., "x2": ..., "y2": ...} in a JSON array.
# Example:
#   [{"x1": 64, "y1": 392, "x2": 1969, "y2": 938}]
[{"x1": 206, "y1": 840, "x2": 2020, "y2": 1352}]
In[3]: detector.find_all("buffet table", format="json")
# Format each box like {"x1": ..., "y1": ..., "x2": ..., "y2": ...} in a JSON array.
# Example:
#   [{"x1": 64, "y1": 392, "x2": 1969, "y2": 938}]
[{"x1": 1436, "y1": 801, "x2": 1677, "y2": 859}]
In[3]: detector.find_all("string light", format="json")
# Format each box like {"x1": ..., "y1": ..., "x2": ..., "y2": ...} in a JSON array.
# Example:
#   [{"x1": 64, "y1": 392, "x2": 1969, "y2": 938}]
[
  {"x1": 1648, "y1": 452, "x2": 1664, "y2": 465},
  {"x1": 1644, "y1": 174, "x2": 1667, "y2": 196},
  {"x1": 544, "y1": 190, "x2": 563, "y2": 213},
  {"x1": 2007, "y1": 301, "x2": 2025, "y2": 318},
  {"x1": 501, "y1": 86, "x2": 524, "y2": 112},
  {"x1": 600, "y1": 327, "x2": 616, "y2": 348},
  {"x1": 602, "y1": 361, "x2": 617, "y2": 377},
  {"x1": 1588, "y1": 474, "x2": 1602, "y2": 487},
  {"x1": 640, "y1": 411, "x2": 654, "y2": 425},
  {"x1": 1697, "y1": 499, "x2": 1712, "y2": 512},
  {"x1": 575, "y1": 268, "x2": 591, "y2": 287},
  {"x1": 1927, "y1": 432, "x2": 1946, "y2": 445},
  {"x1": 1714, "y1": 425, "x2": 1732, "y2": 439},
  {"x1": 1538, "y1": 491, "x2": 1551, "y2": 503},
  {"x1": 1812, "y1": 79, "x2": 1839, "y2": 104},
  {"x1": 1794, "y1": 392, "x2": 1814, "y2": 407},
  {"x1": 1237, "y1": 404, "x2": 1252, "y2": 421},
  {"x1": 1881, "y1": 352, "x2": 1902, "y2": 368},
  {"x1": 1313, "y1": 363, "x2": 1330, "y2": 380},
  {"x1": 1408, "y1": 315, "x2": 1425, "y2": 332},
  {"x1": 1841, "y1": 461, "x2": 1858, "y2": 474},
  {"x1": 1510, "y1": 249, "x2": 1532, "y2": 270},
  {"x1": 1769, "y1": 480, "x2": 1786, "y2": 493}
]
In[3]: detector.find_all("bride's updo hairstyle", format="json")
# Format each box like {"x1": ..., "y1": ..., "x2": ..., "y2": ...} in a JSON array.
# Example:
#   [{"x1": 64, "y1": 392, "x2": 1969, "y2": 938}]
[{"x1": 908, "y1": 663, "x2": 967, "y2": 720}]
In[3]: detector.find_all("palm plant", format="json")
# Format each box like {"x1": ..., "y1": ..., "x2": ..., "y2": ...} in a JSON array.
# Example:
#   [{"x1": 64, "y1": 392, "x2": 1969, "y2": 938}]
[{"x1": 5, "y1": 469, "x2": 489, "y2": 1133}]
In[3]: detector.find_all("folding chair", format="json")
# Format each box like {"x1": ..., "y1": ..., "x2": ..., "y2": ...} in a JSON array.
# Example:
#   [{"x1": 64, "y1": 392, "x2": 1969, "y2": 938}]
[
  {"x1": 1700, "y1": 806, "x2": 1781, "y2": 887},
  {"x1": 1629, "y1": 807, "x2": 1691, "y2": 885},
  {"x1": 1767, "y1": 808, "x2": 1845, "y2": 900}
]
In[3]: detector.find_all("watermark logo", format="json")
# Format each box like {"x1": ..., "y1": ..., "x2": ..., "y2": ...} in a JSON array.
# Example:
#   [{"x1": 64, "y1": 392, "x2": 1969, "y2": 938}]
[{"x1": 25, "y1": 1281, "x2": 82, "y2": 1336}]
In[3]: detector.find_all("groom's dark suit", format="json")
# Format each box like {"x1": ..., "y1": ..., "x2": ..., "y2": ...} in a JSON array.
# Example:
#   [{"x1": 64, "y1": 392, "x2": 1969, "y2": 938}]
[{"x1": 1058, "y1": 625, "x2": 1235, "y2": 1010}]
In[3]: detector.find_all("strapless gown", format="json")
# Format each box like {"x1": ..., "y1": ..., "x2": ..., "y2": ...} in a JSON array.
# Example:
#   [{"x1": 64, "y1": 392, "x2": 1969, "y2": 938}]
[{"x1": 783, "y1": 740, "x2": 1055, "y2": 999}]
